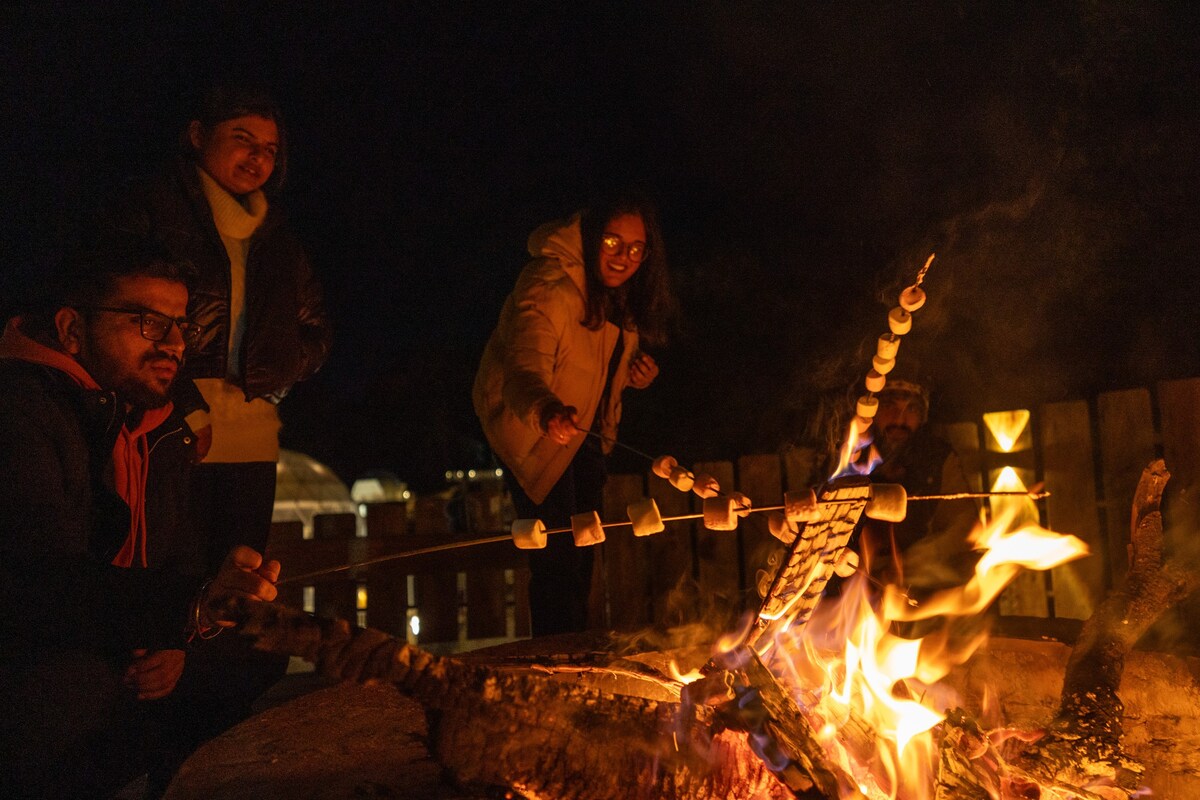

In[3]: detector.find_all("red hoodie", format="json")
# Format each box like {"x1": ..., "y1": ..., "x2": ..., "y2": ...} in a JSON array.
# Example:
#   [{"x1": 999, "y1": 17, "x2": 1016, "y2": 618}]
[{"x1": 0, "y1": 318, "x2": 174, "y2": 567}]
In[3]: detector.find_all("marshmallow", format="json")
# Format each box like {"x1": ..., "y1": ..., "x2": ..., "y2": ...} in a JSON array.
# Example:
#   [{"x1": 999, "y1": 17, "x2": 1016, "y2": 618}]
[
  {"x1": 767, "y1": 511, "x2": 799, "y2": 545},
  {"x1": 702, "y1": 496, "x2": 739, "y2": 530},
  {"x1": 865, "y1": 483, "x2": 908, "y2": 523},
  {"x1": 784, "y1": 489, "x2": 820, "y2": 523},
  {"x1": 668, "y1": 466, "x2": 695, "y2": 493},
  {"x1": 887, "y1": 306, "x2": 913, "y2": 335},
  {"x1": 864, "y1": 369, "x2": 886, "y2": 393},
  {"x1": 834, "y1": 549, "x2": 860, "y2": 578},
  {"x1": 857, "y1": 395, "x2": 879, "y2": 419},
  {"x1": 730, "y1": 491, "x2": 752, "y2": 518},
  {"x1": 876, "y1": 334, "x2": 901, "y2": 360},
  {"x1": 571, "y1": 511, "x2": 606, "y2": 546},
  {"x1": 652, "y1": 455, "x2": 678, "y2": 479},
  {"x1": 900, "y1": 285, "x2": 926, "y2": 312},
  {"x1": 872, "y1": 355, "x2": 896, "y2": 375},
  {"x1": 627, "y1": 498, "x2": 665, "y2": 537},
  {"x1": 691, "y1": 472, "x2": 721, "y2": 499},
  {"x1": 511, "y1": 518, "x2": 547, "y2": 549}
]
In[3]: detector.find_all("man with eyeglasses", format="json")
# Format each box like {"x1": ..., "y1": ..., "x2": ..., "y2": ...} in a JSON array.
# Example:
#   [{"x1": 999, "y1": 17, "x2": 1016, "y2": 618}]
[{"x1": 0, "y1": 249, "x2": 279, "y2": 799}]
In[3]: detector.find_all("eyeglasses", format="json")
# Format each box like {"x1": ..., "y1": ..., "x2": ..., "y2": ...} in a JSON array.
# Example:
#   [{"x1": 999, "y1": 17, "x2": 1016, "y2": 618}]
[
  {"x1": 80, "y1": 306, "x2": 202, "y2": 347},
  {"x1": 600, "y1": 233, "x2": 649, "y2": 264}
]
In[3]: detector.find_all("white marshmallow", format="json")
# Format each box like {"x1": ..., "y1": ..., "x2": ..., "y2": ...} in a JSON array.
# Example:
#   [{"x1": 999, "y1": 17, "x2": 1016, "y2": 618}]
[
  {"x1": 857, "y1": 395, "x2": 879, "y2": 419},
  {"x1": 652, "y1": 455, "x2": 678, "y2": 479},
  {"x1": 834, "y1": 549, "x2": 860, "y2": 578},
  {"x1": 511, "y1": 518, "x2": 547, "y2": 549},
  {"x1": 627, "y1": 498, "x2": 665, "y2": 537},
  {"x1": 865, "y1": 483, "x2": 908, "y2": 523},
  {"x1": 864, "y1": 369, "x2": 886, "y2": 393},
  {"x1": 702, "y1": 496, "x2": 739, "y2": 530},
  {"x1": 730, "y1": 492, "x2": 752, "y2": 518},
  {"x1": 872, "y1": 355, "x2": 896, "y2": 375},
  {"x1": 784, "y1": 489, "x2": 819, "y2": 523},
  {"x1": 691, "y1": 472, "x2": 721, "y2": 498},
  {"x1": 767, "y1": 511, "x2": 799, "y2": 545},
  {"x1": 900, "y1": 285, "x2": 926, "y2": 312},
  {"x1": 668, "y1": 466, "x2": 695, "y2": 492},
  {"x1": 571, "y1": 511, "x2": 606, "y2": 546},
  {"x1": 887, "y1": 307, "x2": 912, "y2": 335},
  {"x1": 876, "y1": 334, "x2": 901, "y2": 360}
]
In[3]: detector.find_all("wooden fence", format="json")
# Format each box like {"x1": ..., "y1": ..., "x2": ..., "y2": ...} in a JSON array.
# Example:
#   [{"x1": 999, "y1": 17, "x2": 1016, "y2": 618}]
[{"x1": 268, "y1": 377, "x2": 1200, "y2": 650}]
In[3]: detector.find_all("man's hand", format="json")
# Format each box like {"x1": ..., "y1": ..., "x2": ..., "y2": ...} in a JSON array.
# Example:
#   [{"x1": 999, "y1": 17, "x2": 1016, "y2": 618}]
[
  {"x1": 124, "y1": 648, "x2": 185, "y2": 701},
  {"x1": 191, "y1": 424, "x2": 213, "y2": 463},
  {"x1": 203, "y1": 546, "x2": 281, "y2": 628},
  {"x1": 540, "y1": 403, "x2": 579, "y2": 446},
  {"x1": 627, "y1": 352, "x2": 659, "y2": 390}
]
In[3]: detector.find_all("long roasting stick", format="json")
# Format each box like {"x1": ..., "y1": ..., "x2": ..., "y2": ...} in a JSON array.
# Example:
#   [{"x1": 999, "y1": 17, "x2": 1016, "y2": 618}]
[{"x1": 277, "y1": 488, "x2": 1049, "y2": 586}]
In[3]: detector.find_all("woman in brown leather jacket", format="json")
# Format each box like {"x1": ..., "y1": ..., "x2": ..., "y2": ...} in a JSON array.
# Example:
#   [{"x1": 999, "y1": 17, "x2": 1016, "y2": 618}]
[{"x1": 474, "y1": 191, "x2": 674, "y2": 634}]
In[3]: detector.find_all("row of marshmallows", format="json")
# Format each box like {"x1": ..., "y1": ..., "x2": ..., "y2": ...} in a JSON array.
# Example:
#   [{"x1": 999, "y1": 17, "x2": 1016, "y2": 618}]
[
  {"x1": 508, "y1": 457, "x2": 910, "y2": 556},
  {"x1": 855, "y1": 275, "x2": 928, "y2": 423}
]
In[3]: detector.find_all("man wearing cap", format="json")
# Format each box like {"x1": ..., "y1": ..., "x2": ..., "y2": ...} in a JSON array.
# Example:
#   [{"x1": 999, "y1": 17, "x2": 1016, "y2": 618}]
[{"x1": 863, "y1": 378, "x2": 979, "y2": 589}]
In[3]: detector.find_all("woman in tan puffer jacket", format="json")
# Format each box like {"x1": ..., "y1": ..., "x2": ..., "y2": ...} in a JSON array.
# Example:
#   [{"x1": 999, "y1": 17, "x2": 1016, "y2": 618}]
[{"x1": 474, "y1": 191, "x2": 674, "y2": 634}]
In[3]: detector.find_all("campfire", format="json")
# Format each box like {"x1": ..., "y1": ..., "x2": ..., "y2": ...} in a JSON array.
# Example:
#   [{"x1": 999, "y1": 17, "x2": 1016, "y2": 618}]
[{"x1": 173, "y1": 261, "x2": 1199, "y2": 800}]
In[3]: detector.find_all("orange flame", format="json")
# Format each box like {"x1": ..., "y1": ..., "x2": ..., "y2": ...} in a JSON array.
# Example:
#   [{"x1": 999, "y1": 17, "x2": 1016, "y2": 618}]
[{"x1": 758, "y1": 498, "x2": 1088, "y2": 799}]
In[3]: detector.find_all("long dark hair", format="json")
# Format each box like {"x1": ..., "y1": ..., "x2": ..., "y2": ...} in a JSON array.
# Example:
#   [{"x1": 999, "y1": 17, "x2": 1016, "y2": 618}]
[
  {"x1": 579, "y1": 191, "x2": 675, "y2": 348},
  {"x1": 179, "y1": 84, "x2": 288, "y2": 192}
]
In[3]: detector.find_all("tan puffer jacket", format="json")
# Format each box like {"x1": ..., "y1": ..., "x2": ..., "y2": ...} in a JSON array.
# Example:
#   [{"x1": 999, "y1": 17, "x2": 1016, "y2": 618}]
[{"x1": 473, "y1": 215, "x2": 637, "y2": 503}]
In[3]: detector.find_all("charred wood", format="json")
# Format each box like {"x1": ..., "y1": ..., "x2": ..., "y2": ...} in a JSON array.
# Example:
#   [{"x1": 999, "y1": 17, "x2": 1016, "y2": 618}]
[{"x1": 230, "y1": 600, "x2": 792, "y2": 800}]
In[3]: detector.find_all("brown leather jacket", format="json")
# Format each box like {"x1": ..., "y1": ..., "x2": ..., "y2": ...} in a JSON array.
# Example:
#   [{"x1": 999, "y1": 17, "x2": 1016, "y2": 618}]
[{"x1": 99, "y1": 160, "x2": 332, "y2": 409}]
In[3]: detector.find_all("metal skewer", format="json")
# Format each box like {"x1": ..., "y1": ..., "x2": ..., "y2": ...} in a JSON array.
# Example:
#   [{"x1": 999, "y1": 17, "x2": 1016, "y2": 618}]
[{"x1": 277, "y1": 488, "x2": 1049, "y2": 586}]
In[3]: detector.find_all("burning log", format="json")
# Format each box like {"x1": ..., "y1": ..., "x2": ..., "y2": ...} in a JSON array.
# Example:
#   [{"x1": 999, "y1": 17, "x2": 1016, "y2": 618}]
[
  {"x1": 1010, "y1": 459, "x2": 1200, "y2": 792},
  {"x1": 226, "y1": 600, "x2": 793, "y2": 800}
]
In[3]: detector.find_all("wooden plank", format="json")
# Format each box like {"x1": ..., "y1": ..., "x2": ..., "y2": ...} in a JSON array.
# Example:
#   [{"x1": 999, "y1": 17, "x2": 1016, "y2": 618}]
[
  {"x1": 364, "y1": 563, "x2": 409, "y2": 638},
  {"x1": 366, "y1": 501, "x2": 408, "y2": 537},
  {"x1": 693, "y1": 460, "x2": 741, "y2": 609},
  {"x1": 1039, "y1": 400, "x2": 1104, "y2": 619},
  {"x1": 465, "y1": 568, "x2": 507, "y2": 640},
  {"x1": 313, "y1": 512, "x2": 357, "y2": 540},
  {"x1": 1097, "y1": 388, "x2": 1156, "y2": 586},
  {"x1": 513, "y1": 566, "x2": 532, "y2": 637},
  {"x1": 601, "y1": 472, "x2": 651, "y2": 630},
  {"x1": 647, "y1": 470, "x2": 693, "y2": 624},
  {"x1": 781, "y1": 444, "x2": 819, "y2": 491},
  {"x1": 736, "y1": 454, "x2": 783, "y2": 612},
  {"x1": 415, "y1": 571, "x2": 460, "y2": 644}
]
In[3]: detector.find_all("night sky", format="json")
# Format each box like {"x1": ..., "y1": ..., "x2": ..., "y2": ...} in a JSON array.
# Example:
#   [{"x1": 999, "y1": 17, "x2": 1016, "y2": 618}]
[{"x1": 3, "y1": 3, "x2": 1199, "y2": 492}]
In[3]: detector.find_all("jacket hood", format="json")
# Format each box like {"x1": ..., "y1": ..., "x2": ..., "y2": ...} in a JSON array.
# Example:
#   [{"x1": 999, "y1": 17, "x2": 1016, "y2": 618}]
[{"x1": 526, "y1": 214, "x2": 586, "y2": 295}]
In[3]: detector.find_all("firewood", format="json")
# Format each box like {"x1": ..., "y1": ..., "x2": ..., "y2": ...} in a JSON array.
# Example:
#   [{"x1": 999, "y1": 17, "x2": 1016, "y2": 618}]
[
  {"x1": 1012, "y1": 459, "x2": 1200, "y2": 793},
  {"x1": 230, "y1": 600, "x2": 794, "y2": 800}
]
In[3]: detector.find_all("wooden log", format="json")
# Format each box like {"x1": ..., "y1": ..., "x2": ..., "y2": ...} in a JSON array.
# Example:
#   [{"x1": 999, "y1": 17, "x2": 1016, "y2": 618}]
[
  {"x1": 1016, "y1": 460, "x2": 1200, "y2": 791},
  {"x1": 229, "y1": 601, "x2": 794, "y2": 800}
]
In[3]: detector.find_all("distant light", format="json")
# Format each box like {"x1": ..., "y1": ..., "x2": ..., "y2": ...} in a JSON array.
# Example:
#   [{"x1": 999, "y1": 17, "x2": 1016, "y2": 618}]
[
  {"x1": 468, "y1": 469, "x2": 477, "y2": 479},
  {"x1": 409, "y1": 615, "x2": 421, "y2": 636},
  {"x1": 455, "y1": 470, "x2": 465, "y2": 479},
  {"x1": 358, "y1": 503, "x2": 367, "y2": 516},
  {"x1": 494, "y1": 468, "x2": 503, "y2": 477},
  {"x1": 444, "y1": 470, "x2": 453, "y2": 481},
  {"x1": 402, "y1": 490, "x2": 411, "y2": 500}
]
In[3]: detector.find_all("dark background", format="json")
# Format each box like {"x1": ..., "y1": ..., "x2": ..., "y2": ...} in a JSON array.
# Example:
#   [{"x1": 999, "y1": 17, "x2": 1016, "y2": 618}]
[{"x1": 3, "y1": 2, "x2": 1198, "y2": 492}]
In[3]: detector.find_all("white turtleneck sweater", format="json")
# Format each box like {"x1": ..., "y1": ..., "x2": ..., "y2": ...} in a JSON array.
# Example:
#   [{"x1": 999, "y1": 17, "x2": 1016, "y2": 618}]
[{"x1": 189, "y1": 167, "x2": 282, "y2": 463}]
